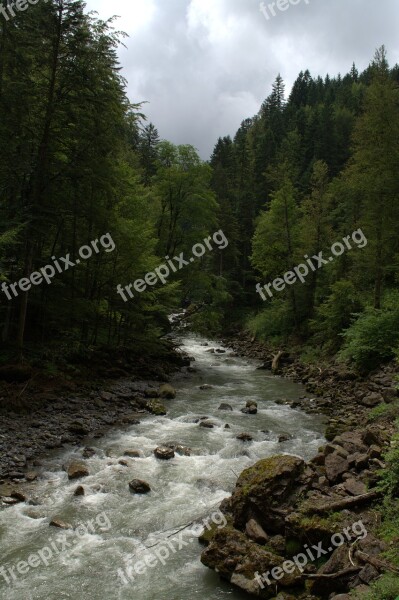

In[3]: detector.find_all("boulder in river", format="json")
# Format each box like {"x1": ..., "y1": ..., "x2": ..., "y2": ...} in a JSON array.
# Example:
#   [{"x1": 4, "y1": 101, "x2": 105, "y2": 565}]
[
  {"x1": 164, "y1": 442, "x2": 191, "y2": 456},
  {"x1": 158, "y1": 384, "x2": 176, "y2": 399},
  {"x1": 218, "y1": 403, "x2": 233, "y2": 411},
  {"x1": 154, "y1": 446, "x2": 175, "y2": 460},
  {"x1": 146, "y1": 399, "x2": 167, "y2": 415},
  {"x1": 200, "y1": 384, "x2": 213, "y2": 390},
  {"x1": 129, "y1": 479, "x2": 151, "y2": 494},
  {"x1": 124, "y1": 450, "x2": 141, "y2": 458},
  {"x1": 67, "y1": 462, "x2": 89, "y2": 480},
  {"x1": 236, "y1": 433, "x2": 253, "y2": 442},
  {"x1": 199, "y1": 421, "x2": 216, "y2": 429},
  {"x1": 50, "y1": 518, "x2": 73, "y2": 529},
  {"x1": 10, "y1": 491, "x2": 27, "y2": 503},
  {"x1": 74, "y1": 486, "x2": 85, "y2": 497}
]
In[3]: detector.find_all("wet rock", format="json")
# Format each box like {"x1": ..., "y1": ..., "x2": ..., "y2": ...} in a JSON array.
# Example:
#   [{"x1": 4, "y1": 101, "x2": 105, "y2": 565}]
[
  {"x1": 199, "y1": 421, "x2": 215, "y2": 429},
  {"x1": 164, "y1": 442, "x2": 191, "y2": 456},
  {"x1": 118, "y1": 459, "x2": 129, "y2": 467},
  {"x1": 124, "y1": 450, "x2": 141, "y2": 458},
  {"x1": 154, "y1": 447, "x2": 175, "y2": 460},
  {"x1": 25, "y1": 471, "x2": 38, "y2": 482},
  {"x1": 10, "y1": 491, "x2": 27, "y2": 503},
  {"x1": 158, "y1": 384, "x2": 176, "y2": 399},
  {"x1": 2, "y1": 497, "x2": 19, "y2": 505},
  {"x1": 218, "y1": 403, "x2": 233, "y2": 411},
  {"x1": 269, "y1": 534, "x2": 286, "y2": 555},
  {"x1": 82, "y1": 447, "x2": 96, "y2": 459},
  {"x1": 129, "y1": 479, "x2": 151, "y2": 494},
  {"x1": 278, "y1": 434, "x2": 293, "y2": 443},
  {"x1": 50, "y1": 518, "x2": 73, "y2": 529},
  {"x1": 236, "y1": 433, "x2": 253, "y2": 442},
  {"x1": 74, "y1": 486, "x2": 85, "y2": 497},
  {"x1": 241, "y1": 401, "x2": 258, "y2": 415},
  {"x1": 67, "y1": 462, "x2": 89, "y2": 480},
  {"x1": 200, "y1": 384, "x2": 213, "y2": 390},
  {"x1": 146, "y1": 400, "x2": 167, "y2": 415}
]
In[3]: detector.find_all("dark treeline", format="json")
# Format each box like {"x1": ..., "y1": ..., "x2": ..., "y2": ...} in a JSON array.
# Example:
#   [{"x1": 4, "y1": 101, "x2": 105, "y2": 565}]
[
  {"x1": 211, "y1": 46, "x2": 399, "y2": 372},
  {"x1": 0, "y1": 0, "x2": 224, "y2": 366},
  {"x1": 1, "y1": 0, "x2": 399, "y2": 375}
]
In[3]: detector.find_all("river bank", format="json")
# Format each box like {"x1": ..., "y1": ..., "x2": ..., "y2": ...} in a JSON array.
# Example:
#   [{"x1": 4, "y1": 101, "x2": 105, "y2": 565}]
[
  {"x1": 0, "y1": 340, "x2": 189, "y2": 484},
  {"x1": 198, "y1": 332, "x2": 399, "y2": 599}
]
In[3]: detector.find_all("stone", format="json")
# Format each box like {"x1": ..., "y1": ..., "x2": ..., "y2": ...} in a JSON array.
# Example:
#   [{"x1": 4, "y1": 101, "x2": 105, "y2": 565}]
[
  {"x1": 218, "y1": 403, "x2": 233, "y2": 411},
  {"x1": 278, "y1": 434, "x2": 293, "y2": 443},
  {"x1": 124, "y1": 450, "x2": 141, "y2": 458},
  {"x1": 50, "y1": 519, "x2": 72, "y2": 529},
  {"x1": 82, "y1": 447, "x2": 96, "y2": 459},
  {"x1": 25, "y1": 471, "x2": 38, "y2": 482},
  {"x1": 325, "y1": 452, "x2": 349, "y2": 484},
  {"x1": 343, "y1": 478, "x2": 367, "y2": 496},
  {"x1": 154, "y1": 447, "x2": 175, "y2": 460},
  {"x1": 74, "y1": 486, "x2": 85, "y2": 497},
  {"x1": 200, "y1": 385, "x2": 213, "y2": 390},
  {"x1": 245, "y1": 519, "x2": 269, "y2": 544},
  {"x1": 10, "y1": 491, "x2": 27, "y2": 502},
  {"x1": 236, "y1": 433, "x2": 253, "y2": 442},
  {"x1": 368, "y1": 445, "x2": 382, "y2": 459},
  {"x1": 359, "y1": 392, "x2": 384, "y2": 407},
  {"x1": 129, "y1": 479, "x2": 151, "y2": 494},
  {"x1": 67, "y1": 462, "x2": 89, "y2": 480},
  {"x1": 146, "y1": 400, "x2": 167, "y2": 415},
  {"x1": 358, "y1": 563, "x2": 379, "y2": 584},
  {"x1": 231, "y1": 455, "x2": 306, "y2": 533},
  {"x1": 199, "y1": 421, "x2": 215, "y2": 429},
  {"x1": 158, "y1": 384, "x2": 176, "y2": 399}
]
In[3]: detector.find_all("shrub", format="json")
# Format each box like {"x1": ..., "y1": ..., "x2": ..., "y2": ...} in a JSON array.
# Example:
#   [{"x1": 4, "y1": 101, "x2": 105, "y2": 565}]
[{"x1": 338, "y1": 293, "x2": 399, "y2": 372}]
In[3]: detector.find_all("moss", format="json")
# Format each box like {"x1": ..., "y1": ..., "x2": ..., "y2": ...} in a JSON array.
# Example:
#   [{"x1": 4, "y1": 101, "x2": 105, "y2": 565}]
[
  {"x1": 146, "y1": 399, "x2": 167, "y2": 415},
  {"x1": 237, "y1": 455, "x2": 304, "y2": 496}
]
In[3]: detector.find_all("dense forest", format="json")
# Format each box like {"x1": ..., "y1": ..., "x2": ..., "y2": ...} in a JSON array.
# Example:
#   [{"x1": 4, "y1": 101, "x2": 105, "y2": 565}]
[{"x1": 1, "y1": 0, "x2": 399, "y2": 377}]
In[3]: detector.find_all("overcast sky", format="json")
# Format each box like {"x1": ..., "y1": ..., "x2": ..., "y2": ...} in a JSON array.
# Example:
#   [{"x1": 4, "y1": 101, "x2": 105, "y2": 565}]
[{"x1": 85, "y1": 0, "x2": 399, "y2": 159}]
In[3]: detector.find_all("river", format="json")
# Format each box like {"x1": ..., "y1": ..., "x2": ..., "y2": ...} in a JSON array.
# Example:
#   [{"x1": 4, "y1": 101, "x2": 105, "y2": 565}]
[{"x1": 0, "y1": 335, "x2": 325, "y2": 600}]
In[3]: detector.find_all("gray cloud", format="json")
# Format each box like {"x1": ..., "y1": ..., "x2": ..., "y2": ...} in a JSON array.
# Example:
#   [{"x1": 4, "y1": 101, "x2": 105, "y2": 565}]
[{"x1": 86, "y1": 0, "x2": 399, "y2": 158}]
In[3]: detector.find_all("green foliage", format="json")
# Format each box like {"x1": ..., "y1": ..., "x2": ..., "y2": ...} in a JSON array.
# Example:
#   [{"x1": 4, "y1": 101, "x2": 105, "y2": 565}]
[
  {"x1": 378, "y1": 424, "x2": 399, "y2": 498},
  {"x1": 338, "y1": 295, "x2": 399, "y2": 371},
  {"x1": 361, "y1": 574, "x2": 399, "y2": 600},
  {"x1": 310, "y1": 280, "x2": 362, "y2": 352},
  {"x1": 247, "y1": 300, "x2": 295, "y2": 344}
]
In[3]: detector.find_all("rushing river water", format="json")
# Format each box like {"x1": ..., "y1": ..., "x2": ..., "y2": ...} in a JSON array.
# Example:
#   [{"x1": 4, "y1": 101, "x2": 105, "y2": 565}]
[{"x1": 0, "y1": 335, "x2": 325, "y2": 600}]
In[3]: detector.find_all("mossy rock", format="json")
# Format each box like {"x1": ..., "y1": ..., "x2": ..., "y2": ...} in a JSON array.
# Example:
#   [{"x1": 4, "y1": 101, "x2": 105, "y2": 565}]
[
  {"x1": 231, "y1": 455, "x2": 306, "y2": 533},
  {"x1": 146, "y1": 399, "x2": 167, "y2": 415}
]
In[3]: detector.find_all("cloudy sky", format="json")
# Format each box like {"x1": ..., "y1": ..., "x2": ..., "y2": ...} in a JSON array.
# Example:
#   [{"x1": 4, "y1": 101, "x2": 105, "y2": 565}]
[{"x1": 85, "y1": 0, "x2": 399, "y2": 159}]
